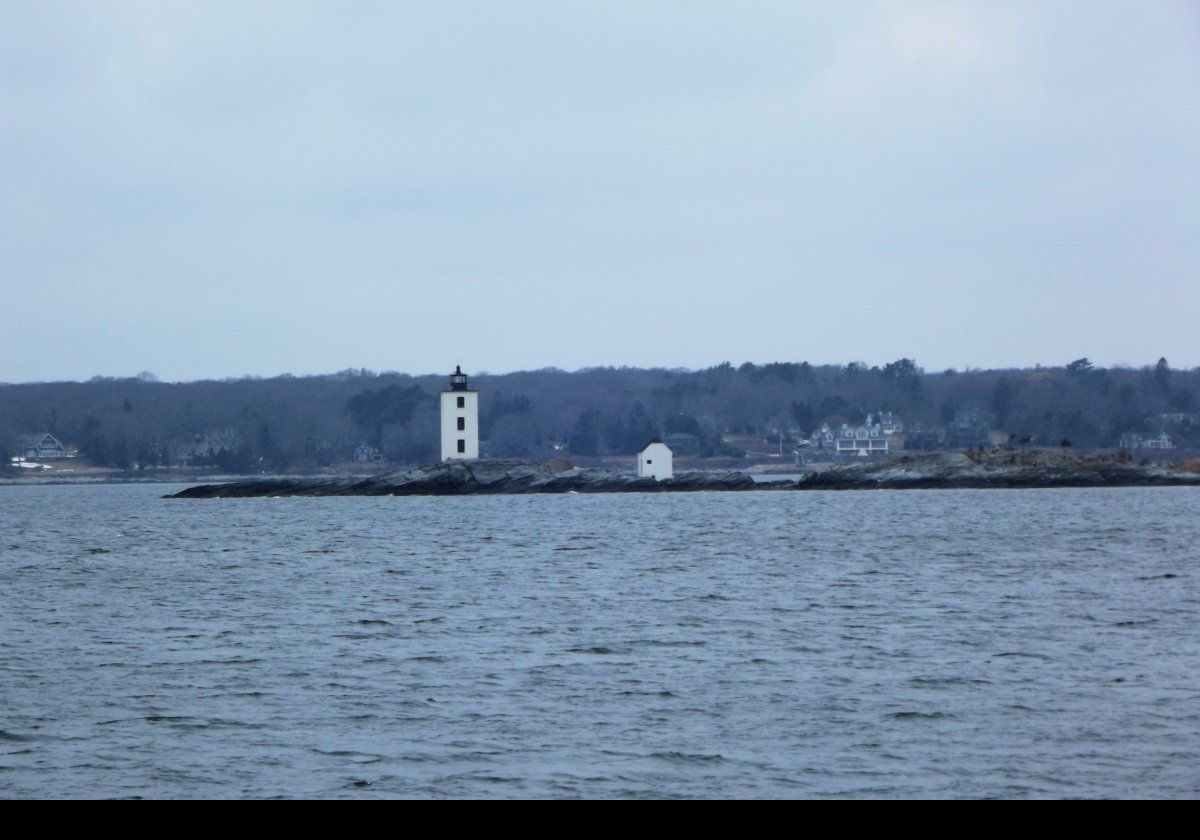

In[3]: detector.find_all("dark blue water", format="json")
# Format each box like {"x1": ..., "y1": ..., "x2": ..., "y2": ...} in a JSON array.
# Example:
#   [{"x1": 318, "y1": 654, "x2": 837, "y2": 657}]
[{"x1": 1, "y1": 483, "x2": 1197, "y2": 798}]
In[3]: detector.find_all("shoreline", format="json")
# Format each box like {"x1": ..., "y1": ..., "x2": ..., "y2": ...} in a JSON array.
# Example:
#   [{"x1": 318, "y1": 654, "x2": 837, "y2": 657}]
[
  {"x1": 166, "y1": 453, "x2": 1200, "y2": 498},
  {"x1": 1, "y1": 472, "x2": 264, "y2": 487}
]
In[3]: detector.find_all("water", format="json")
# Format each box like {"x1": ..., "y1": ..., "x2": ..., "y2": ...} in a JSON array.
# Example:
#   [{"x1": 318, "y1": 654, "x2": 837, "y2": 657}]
[{"x1": 1, "y1": 483, "x2": 1197, "y2": 798}]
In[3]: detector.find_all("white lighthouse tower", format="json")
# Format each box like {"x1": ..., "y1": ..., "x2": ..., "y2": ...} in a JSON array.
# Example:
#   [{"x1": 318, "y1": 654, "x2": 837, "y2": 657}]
[{"x1": 440, "y1": 365, "x2": 479, "y2": 461}]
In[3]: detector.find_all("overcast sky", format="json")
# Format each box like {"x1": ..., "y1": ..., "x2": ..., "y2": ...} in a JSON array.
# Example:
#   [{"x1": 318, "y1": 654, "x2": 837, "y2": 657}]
[{"x1": 2, "y1": 2, "x2": 1197, "y2": 383}]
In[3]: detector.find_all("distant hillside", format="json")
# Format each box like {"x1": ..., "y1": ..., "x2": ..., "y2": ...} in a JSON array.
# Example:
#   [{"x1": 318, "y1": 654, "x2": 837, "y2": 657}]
[{"x1": 1, "y1": 358, "x2": 1196, "y2": 472}]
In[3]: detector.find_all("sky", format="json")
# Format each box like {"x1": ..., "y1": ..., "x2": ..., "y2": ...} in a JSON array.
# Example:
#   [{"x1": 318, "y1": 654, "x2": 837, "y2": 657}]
[{"x1": 2, "y1": 1, "x2": 1197, "y2": 383}]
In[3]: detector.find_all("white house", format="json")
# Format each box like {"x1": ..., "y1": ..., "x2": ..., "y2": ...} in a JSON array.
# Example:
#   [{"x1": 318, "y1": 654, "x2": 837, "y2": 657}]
[
  {"x1": 637, "y1": 440, "x2": 673, "y2": 480},
  {"x1": 1118, "y1": 432, "x2": 1175, "y2": 451},
  {"x1": 19, "y1": 433, "x2": 68, "y2": 460},
  {"x1": 835, "y1": 422, "x2": 888, "y2": 456},
  {"x1": 440, "y1": 365, "x2": 479, "y2": 461},
  {"x1": 810, "y1": 422, "x2": 888, "y2": 456}
]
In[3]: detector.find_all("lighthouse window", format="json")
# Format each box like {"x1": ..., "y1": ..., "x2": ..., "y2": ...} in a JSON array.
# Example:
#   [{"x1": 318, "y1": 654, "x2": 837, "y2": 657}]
[
  {"x1": 457, "y1": 417, "x2": 465, "y2": 431},
  {"x1": 457, "y1": 396, "x2": 465, "y2": 408},
  {"x1": 646, "y1": 459, "x2": 652, "y2": 464},
  {"x1": 457, "y1": 439, "x2": 465, "y2": 453}
]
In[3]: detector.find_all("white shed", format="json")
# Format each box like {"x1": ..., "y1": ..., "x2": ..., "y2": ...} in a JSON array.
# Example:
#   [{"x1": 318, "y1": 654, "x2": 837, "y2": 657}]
[{"x1": 637, "y1": 440, "x2": 673, "y2": 480}]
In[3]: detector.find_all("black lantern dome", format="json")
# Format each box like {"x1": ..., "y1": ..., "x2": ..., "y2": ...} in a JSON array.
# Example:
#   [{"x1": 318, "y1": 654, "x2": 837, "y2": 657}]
[{"x1": 448, "y1": 365, "x2": 469, "y2": 391}]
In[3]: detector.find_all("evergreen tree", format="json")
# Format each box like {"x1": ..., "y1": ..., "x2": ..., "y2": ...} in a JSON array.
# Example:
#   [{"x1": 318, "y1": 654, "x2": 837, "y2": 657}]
[
  {"x1": 345, "y1": 385, "x2": 428, "y2": 447},
  {"x1": 79, "y1": 415, "x2": 108, "y2": 465},
  {"x1": 1154, "y1": 357, "x2": 1171, "y2": 392},
  {"x1": 111, "y1": 434, "x2": 131, "y2": 470},
  {"x1": 569, "y1": 409, "x2": 601, "y2": 456},
  {"x1": 789, "y1": 401, "x2": 815, "y2": 435},
  {"x1": 991, "y1": 378, "x2": 1014, "y2": 426},
  {"x1": 1066, "y1": 358, "x2": 1094, "y2": 377},
  {"x1": 625, "y1": 402, "x2": 658, "y2": 451}
]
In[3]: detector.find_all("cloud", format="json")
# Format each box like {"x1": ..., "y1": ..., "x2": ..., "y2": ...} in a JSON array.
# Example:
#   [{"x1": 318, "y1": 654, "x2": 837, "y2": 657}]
[{"x1": 1, "y1": 2, "x2": 1197, "y2": 380}]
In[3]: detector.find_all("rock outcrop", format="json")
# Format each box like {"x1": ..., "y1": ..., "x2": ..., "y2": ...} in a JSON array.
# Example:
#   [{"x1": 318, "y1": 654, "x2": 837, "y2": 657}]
[
  {"x1": 168, "y1": 459, "x2": 770, "y2": 498},
  {"x1": 167, "y1": 453, "x2": 1200, "y2": 499},
  {"x1": 797, "y1": 451, "x2": 1200, "y2": 490}
]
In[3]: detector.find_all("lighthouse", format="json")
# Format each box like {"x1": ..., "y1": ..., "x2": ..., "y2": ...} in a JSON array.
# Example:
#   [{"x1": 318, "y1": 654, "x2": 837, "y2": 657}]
[{"x1": 440, "y1": 365, "x2": 479, "y2": 461}]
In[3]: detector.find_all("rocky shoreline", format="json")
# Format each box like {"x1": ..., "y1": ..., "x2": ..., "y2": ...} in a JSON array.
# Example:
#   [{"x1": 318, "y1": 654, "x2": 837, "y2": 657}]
[
  {"x1": 167, "y1": 452, "x2": 1200, "y2": 498},
  {"x1": 795, "y1": 451, "x2": 1200, "y2": 490}
]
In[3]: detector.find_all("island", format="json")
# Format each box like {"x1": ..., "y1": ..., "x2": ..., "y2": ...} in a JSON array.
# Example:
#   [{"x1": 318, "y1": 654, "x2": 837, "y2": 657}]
[{"x1": 167, "y1": 451, "x2": 1200, "y2": 498}]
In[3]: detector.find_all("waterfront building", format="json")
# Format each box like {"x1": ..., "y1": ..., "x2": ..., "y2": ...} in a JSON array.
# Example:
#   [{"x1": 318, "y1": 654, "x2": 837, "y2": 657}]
[
  {"x1": 637, "y1": 439, "x2": 673, "y2": 480},
  {"x1": 1118, "y1": 432, "x2": 1175, "y2": 451},
  {"x1": 18, "y1": 433, "x2": 68, "y2": 460},
  {"x1": 440, "y1": 366, "x2": 479, "y2": 461}
]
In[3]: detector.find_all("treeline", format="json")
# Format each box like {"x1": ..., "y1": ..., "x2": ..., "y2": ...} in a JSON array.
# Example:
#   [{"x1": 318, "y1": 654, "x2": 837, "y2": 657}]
[{"x1": 1, "y1": 358, "x2": 1196, "y2": 472}]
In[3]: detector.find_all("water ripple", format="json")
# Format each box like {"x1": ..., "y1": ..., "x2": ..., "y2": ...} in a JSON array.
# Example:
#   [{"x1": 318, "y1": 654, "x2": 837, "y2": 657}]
[{"x1": 0, "y1": 483, "x2": 1198, "y2": 798}]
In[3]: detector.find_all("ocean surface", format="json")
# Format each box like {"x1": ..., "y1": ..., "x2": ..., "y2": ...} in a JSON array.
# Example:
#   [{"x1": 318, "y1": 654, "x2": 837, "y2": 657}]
[{"x1": 1, "y1": 483, "x2": 1197, "y2": 799}]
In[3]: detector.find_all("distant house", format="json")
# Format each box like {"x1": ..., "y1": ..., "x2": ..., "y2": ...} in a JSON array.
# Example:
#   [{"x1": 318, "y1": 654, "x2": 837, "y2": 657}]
[
  {"x1": 354, "y1": 444, "x2": 383, "y2": 462},
  {"x1": 638, "y1": 439, "x2": 673, "y2": 480},
  {"x1": 721, "y1": 432, "x2": 768, "y2": 455},
  {"x1": 835, "y1": 422, "x2": 888, "y2": 456},
  {"x1": 949, "y1": 408, "x2": 990, "y2": 449},
  {"x1": 808, "y1": 422, "x2": 888, "y2": 456},
  {"x1": 811, "y1": 422, "x2": 888, "y2": 456},
  {"x1": 808, "y1": 423, "x2": 837, "y2": 451},
  {"x1": 872, "y1": 411, "x2": 904, "y2": 435},
  {"x1": 179, "y1": 431, "x2": 241, "y2": 466},
  {"x1": 18, "y1": 433, "x2": 68, "y2": 460},
  {"x1": 1118, "y1": 432, "x2": 1175, "y2": 451}
]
